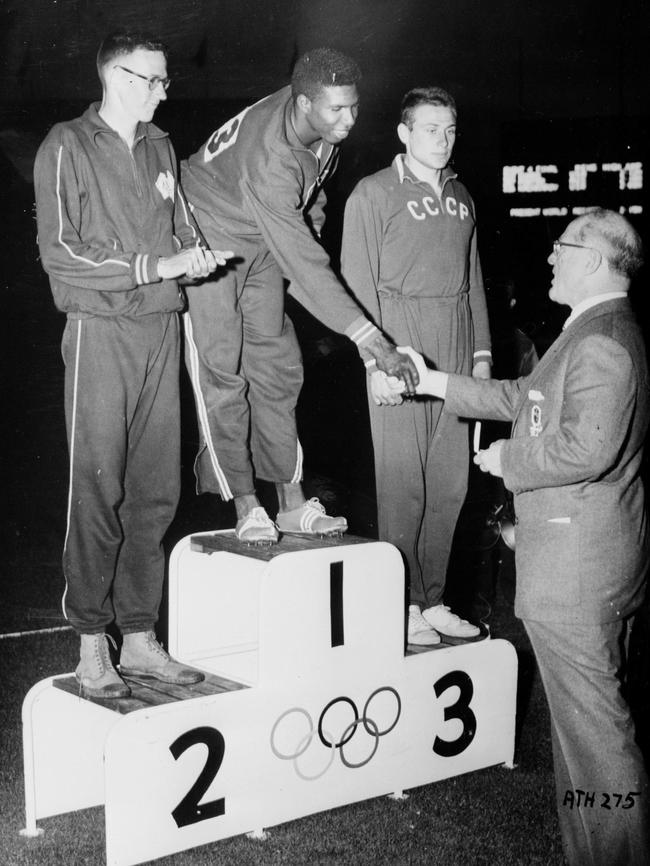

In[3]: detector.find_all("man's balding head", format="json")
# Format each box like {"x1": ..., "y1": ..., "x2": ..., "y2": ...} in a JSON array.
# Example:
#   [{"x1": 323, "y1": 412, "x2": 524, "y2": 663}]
[{"x1": 573, "y1": 209, "x2": 643, "y2": 282}]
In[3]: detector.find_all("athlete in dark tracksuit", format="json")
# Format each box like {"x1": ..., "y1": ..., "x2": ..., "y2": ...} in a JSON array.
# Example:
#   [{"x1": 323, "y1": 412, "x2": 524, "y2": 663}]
[
  {"x1": 181, "y1": 84, "x2": 384, "y2": 502},
  {"x1": 34, "y1": 103, "x2": 201, "y2": 635},
  {"x1": 342, "y1": 154, "x2": 492, "y2": 619}
]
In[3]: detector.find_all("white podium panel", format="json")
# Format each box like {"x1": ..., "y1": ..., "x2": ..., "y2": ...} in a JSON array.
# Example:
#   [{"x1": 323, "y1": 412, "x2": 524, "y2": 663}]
[{"x1": 23, "y1": 533, "x2": 517, "y2": 866}]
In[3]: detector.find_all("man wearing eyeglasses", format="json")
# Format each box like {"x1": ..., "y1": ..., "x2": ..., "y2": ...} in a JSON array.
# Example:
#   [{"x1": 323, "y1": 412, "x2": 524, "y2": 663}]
[
  {"x1": 33, "y1": 30, "x2": 232, "y2": 698},
  {"x1": 398, "y1": 209, "x2": 649, "y2": 866}
]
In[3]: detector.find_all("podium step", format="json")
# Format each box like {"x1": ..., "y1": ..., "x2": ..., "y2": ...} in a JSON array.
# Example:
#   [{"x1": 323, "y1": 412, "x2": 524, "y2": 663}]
[
  {"x1": 52, "y1": 671, "x2": 248, "y2": 714},
  {"x1": 190, "y1": 531, "x2": 370, "y2": 560},
  {"x1": 23, "y1": 534, "x2": 517, "y2": 866}
]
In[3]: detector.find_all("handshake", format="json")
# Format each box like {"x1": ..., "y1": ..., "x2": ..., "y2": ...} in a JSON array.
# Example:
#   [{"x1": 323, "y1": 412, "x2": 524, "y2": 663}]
[
  {"x1": 371, "y1": 344, "x2": 503, "y2": 479},
  {"x1": 369, "y1": 345, "x2": 442, "y2": 406}
]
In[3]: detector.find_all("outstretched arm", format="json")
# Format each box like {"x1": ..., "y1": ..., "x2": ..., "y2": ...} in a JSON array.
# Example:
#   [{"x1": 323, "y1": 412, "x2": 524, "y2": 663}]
[
  {"x1": 340, "y1": 183, "x2": 419, "y2": 394},
  {"x1": 398, "y1": 345, "x2": 505, "y2": 476}
]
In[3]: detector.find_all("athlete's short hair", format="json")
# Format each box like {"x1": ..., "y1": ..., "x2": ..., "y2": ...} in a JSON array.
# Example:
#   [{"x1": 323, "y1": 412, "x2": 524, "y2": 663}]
[
  {"x1": 97, "y1": 30, "x2": 168, "y2": 84},
  {"x1": 574, "y1": 208, "x2": 644, "y2": 280},
  {"x1": 291, "y1": 48, "x2": 361, "y2": 101},
  {"x1": 400, "y1": 86, "x2": 457, "y2": 128}
]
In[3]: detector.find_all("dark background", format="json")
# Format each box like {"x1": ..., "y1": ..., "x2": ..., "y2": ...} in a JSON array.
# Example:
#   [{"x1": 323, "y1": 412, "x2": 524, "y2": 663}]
[
  {"x1": 1, "y1": 0, "x2": 649, "y2": 638},
  {"x1": 2, "y1": 0, "x2": 648, "y2": 348},
  {"x1": 0, "y1": 4, "x2": 649, "y2": 862}
]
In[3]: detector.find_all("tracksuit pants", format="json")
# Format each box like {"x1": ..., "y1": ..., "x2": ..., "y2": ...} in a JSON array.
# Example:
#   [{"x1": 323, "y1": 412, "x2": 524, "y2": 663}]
[
  {"x1": 369, "y1": 397, "x2": 470, "y2": 609},
  {"x1": 184, "y1": 244, "x2": 304, "y2": 500},
  {"x1": 369, "y1": 291, "x2": 473, "y2": 609},
  {"x1": 61, "y1": 313, "x2": 180, "y2": 634}
]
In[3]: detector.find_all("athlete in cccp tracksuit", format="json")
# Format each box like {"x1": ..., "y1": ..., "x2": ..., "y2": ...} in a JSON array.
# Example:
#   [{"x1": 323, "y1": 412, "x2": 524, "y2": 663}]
[{"x1": 341, "y1": 89, "x2": 492, "y2": 646}]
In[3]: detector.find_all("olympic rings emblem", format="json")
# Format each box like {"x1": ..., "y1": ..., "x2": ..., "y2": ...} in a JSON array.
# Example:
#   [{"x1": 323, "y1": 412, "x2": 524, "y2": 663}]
[{"x1": 270, "y1": 686, "x2": 401, "y2": 778}]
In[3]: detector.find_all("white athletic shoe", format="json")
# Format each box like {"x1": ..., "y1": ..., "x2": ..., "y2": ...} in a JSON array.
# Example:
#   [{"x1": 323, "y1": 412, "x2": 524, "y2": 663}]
[
  {"x1": 422, "y1": 604, "x2": 482, "y2": 644},
  {"x1": 235, "y1": 506, "x2": 279, "y2": 546},
  {"x1": 276, "y1": 498, "x2": 348, "y2": 537},
  {"x1": 407, "y1": 605, "x2": 441, "y2": 646}
]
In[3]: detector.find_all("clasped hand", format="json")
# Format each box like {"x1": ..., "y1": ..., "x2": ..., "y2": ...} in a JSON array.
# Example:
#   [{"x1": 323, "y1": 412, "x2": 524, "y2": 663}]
[
  {"x1": 157, "y1": 247, "x2": 235, "y2": 281},
  {"x1": 370, "y1": 370, "x2": 404, "y2": 405},
  {"x1": 370, "y1": 345, "x2": 430, "y2": 401},
  {"x1": 366, "y1": 335, "x2": 419, "y2": 396}
]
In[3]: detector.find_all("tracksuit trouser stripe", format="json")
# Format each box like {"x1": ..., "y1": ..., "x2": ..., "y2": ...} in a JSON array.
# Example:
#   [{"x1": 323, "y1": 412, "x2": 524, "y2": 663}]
[
  {"x1": 60, "y1": 313, "x2": 180, "y2": 633},
  {"x1": 183, "y1": 312, "x2": 234, "y2": 500}
]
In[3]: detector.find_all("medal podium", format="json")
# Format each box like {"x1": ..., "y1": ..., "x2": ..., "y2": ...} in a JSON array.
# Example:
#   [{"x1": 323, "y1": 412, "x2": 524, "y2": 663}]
[{"x1": 22, "y1": 532, "x2": 517, "y2": 866}]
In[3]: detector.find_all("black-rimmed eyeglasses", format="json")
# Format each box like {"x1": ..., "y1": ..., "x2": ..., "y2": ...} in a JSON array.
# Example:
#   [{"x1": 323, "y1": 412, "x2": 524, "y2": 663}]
[
  {"x1": 114, "y1": 64, "x2": 170, "y2": 92},
  {"x1": 552, "y1": 240, "x2": 594, "y2": 256}
]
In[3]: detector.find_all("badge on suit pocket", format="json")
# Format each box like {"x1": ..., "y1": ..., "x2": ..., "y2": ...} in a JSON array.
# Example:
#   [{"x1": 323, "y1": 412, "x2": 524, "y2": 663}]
[{"x1": 529, "y1": 404, "x2": 543, "y2": 437}]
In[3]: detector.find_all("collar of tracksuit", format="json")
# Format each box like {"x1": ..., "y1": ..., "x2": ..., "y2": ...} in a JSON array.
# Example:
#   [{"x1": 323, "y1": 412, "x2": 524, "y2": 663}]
[
  {"x1": 85, "y1": 102, "x2": 169, "y2": 148},
  {"x1": 393, "y1": 153, "x2": 458, "y2": 191}
]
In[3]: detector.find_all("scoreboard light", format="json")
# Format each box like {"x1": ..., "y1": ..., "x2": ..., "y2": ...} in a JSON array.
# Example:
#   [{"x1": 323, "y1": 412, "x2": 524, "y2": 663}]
[{"x1": 502, "y1": 161, "x2": 644, "y2": 218}]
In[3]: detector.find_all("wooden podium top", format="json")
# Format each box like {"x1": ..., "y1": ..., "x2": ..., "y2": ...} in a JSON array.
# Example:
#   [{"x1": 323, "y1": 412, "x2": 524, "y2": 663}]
[
  {"x1": 189, "y1": 531, "x2": 373, "y2": 561},
  {"x1": 53, "y1": 670, "x2": 248, "y2": 714}
]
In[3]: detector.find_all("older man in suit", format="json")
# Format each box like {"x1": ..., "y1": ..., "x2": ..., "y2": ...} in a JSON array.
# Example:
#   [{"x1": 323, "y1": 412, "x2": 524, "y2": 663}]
[{"x1": 400, "y1": 208, "x2": 649, "y2": 866}]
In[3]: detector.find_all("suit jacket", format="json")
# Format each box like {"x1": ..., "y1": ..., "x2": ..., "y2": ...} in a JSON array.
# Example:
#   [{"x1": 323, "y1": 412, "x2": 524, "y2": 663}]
[{"x1": 445, "y1": 297, "x2": 649, "y2": 624}]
